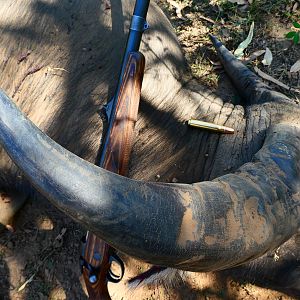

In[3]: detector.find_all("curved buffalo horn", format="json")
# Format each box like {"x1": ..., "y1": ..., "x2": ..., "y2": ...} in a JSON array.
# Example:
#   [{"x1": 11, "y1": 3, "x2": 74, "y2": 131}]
[
  {"x1": 209, "y1": 35, "x2": 291, "y2": 105},
  {"x1": 0, "y1": 41, "x2": 299, "y2": 272},
  {"x1": 0, "y1": 91, "x2": 299, "y2": 271}
]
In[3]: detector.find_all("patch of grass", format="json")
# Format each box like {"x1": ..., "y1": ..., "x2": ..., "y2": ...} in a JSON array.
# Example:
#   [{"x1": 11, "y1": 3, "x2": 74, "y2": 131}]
[
  {"x1": 191, "y1": 62, "x2": 219, "y2": 86},
  {"x1": 216, "y1": 0, "x2": 299, "y2": 26}
]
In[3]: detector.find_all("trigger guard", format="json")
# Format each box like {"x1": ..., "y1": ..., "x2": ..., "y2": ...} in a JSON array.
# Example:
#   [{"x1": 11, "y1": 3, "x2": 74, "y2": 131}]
[{"x1": 107, "y1": 253, "x2": 125, "y2": 283}]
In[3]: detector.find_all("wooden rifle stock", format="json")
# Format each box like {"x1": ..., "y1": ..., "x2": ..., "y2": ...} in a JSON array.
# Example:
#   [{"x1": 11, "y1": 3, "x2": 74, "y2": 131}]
[{"x1": 82, "y1": 52, "x2": 145, "y2": 299}]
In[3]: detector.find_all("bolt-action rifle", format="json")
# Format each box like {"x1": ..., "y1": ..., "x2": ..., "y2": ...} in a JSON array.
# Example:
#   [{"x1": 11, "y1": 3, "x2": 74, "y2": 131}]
[{"x1": 80, "y1": 1, "x2": 150, "y2": 299}]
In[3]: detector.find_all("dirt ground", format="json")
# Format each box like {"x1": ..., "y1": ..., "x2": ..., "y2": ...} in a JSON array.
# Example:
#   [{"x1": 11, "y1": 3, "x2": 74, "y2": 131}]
[
  {"x1": 0, "y1": 0, "x2": 299, "y2": 299},
  {"x1": 157, "y1": 0, "x2": 300, "y2": 99}
]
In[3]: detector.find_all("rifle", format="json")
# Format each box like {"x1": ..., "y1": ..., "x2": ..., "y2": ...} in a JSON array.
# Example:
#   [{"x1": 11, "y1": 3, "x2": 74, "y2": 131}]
[{"x1": 80, "y1": 1, "x2": 150, "y2": 298}]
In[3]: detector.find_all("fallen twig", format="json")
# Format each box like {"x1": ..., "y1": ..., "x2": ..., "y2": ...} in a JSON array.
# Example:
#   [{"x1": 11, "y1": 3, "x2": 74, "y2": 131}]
[
  {"x1": 254, "y1": 66, "x2": 300, "y2": 95},
  {"x1": 198, "y1": 15, "x2": 215, "y2": 24}
]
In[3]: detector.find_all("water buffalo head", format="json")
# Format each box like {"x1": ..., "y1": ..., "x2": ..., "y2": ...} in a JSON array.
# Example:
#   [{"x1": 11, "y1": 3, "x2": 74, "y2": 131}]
[{"x1": 0, "y1": 0, "x2": 298, "y2": 275}]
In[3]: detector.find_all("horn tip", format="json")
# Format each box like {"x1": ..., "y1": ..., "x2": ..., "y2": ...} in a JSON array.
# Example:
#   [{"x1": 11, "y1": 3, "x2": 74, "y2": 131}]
[{"x1": 209, "y1": 34, "x2": 223, "y2": 49}]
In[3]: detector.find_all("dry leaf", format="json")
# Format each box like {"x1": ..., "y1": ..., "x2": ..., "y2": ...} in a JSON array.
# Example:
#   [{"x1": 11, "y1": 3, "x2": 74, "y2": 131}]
[
  {"x1": 262, "y1": 47, "x2": 273, "y2": 66},
  {"x1": 290, "y1": 59, "x2": 300, "y2": 73},
  {"x1": 234, "y1": 22, "x2": 255, "y2": 58}
]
